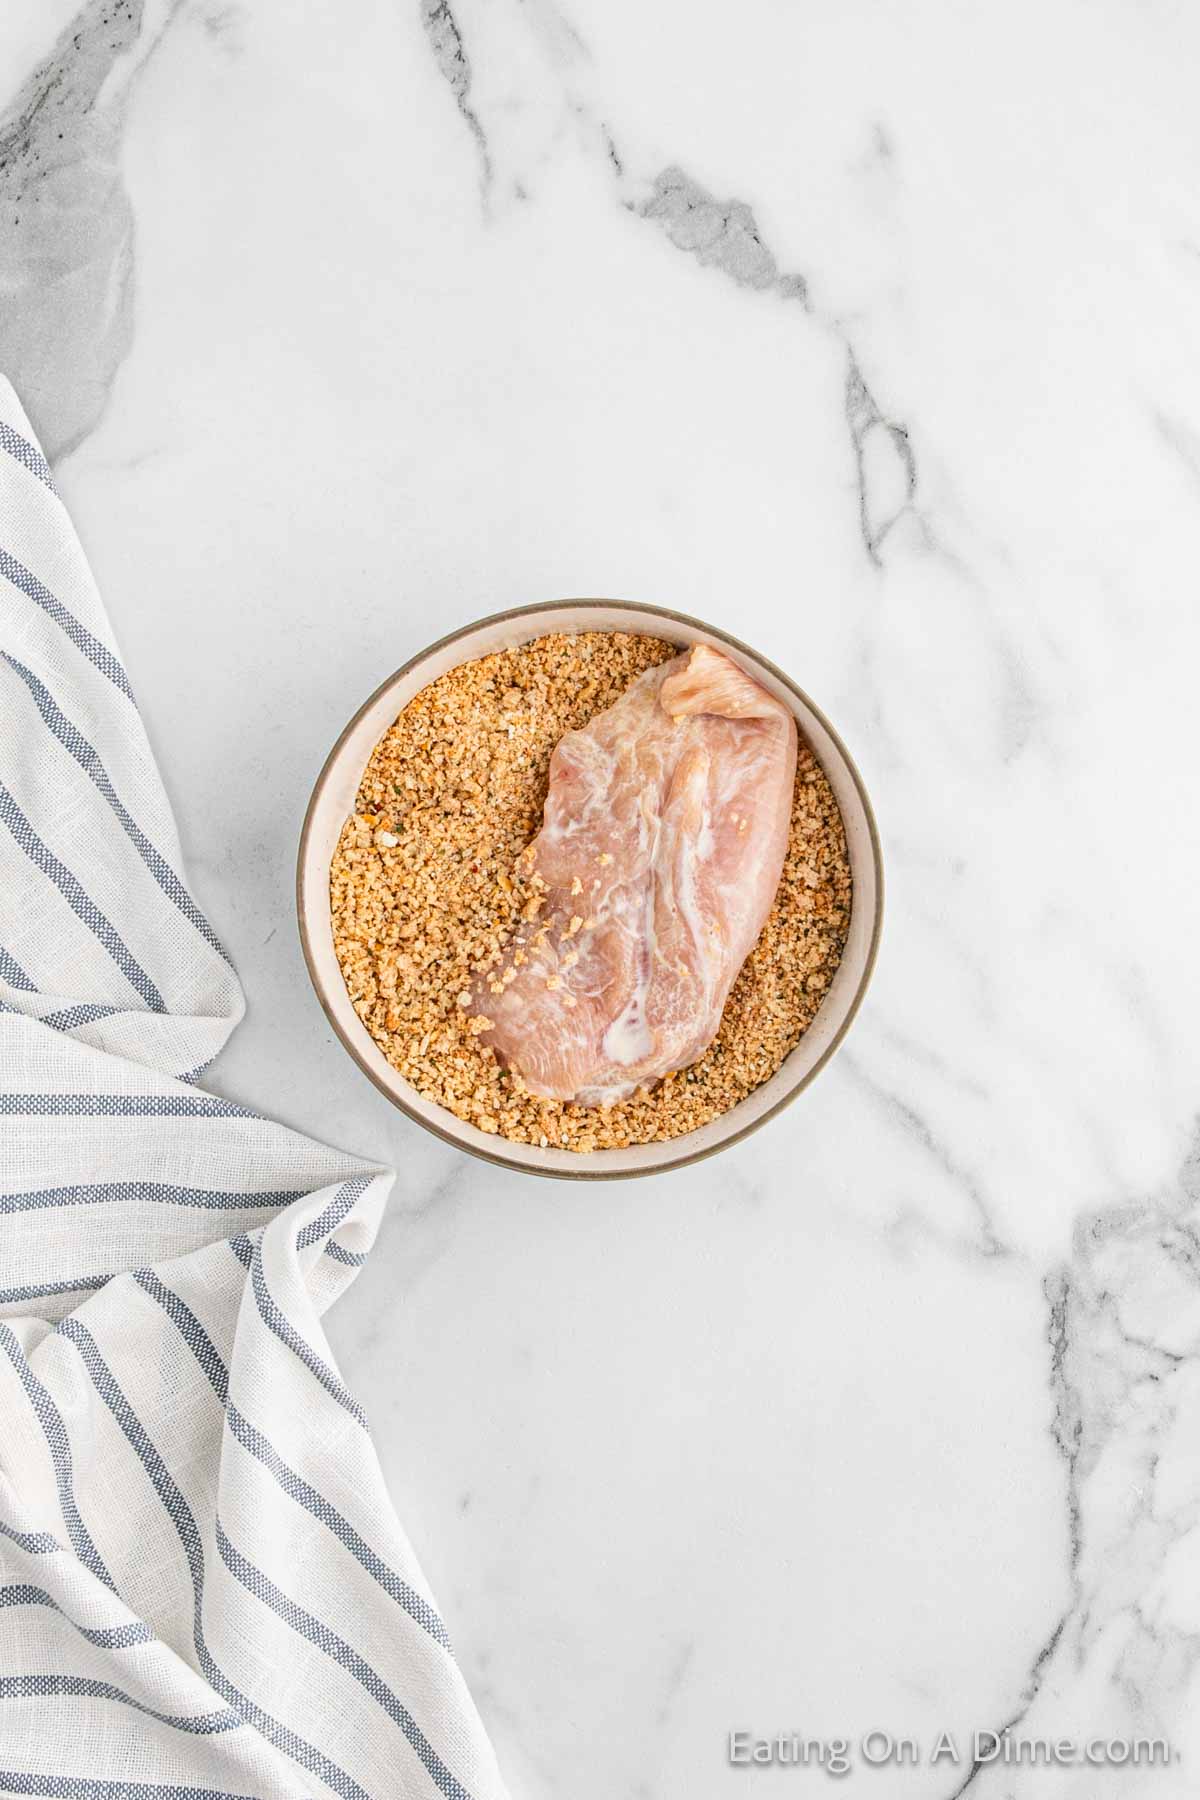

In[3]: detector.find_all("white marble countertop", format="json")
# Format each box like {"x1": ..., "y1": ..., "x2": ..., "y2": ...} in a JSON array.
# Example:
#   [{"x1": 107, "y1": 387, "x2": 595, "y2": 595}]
[{"x1": 5, "y1": 0, "x2": 1200, "y2": 1793}]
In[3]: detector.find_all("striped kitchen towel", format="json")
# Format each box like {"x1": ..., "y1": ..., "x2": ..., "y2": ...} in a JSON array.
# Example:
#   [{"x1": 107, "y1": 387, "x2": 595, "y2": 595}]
[{"x1": 0, "y1": 375, "x2": 509, "y2": 1800}]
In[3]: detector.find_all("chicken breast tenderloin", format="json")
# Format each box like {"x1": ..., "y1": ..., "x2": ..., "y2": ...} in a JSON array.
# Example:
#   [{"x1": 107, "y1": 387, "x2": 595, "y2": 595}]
[{"x1": 472, "y1": 643, "x2": 798, "y2": 1106}]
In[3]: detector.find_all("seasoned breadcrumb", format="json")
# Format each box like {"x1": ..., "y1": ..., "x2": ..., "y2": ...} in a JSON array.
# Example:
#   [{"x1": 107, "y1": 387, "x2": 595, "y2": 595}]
[{"x1": 330, "y1": 631, "x2": 851, "y2": 1151}]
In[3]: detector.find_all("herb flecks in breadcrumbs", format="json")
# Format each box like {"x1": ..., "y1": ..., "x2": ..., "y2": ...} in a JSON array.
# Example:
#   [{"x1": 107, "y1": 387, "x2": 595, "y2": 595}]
[{"x1": 330, "y1": 631, "x2": 851, "y2": 1151}]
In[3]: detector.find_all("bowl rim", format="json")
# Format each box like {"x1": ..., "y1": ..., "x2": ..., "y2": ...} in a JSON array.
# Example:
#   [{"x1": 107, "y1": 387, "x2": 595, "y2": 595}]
[{"x1": 297, "y1": 598, "x2": 884, "y2": 1180}]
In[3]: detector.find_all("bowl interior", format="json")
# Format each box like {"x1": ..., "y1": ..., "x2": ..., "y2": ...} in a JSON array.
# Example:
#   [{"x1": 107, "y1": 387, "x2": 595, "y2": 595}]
[{"x1": 298, "y1": 602, "x2": 881, "y2": 1178}]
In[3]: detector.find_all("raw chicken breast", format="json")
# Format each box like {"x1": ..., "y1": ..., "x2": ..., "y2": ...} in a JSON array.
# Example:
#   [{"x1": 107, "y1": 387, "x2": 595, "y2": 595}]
[{"x1": 473, "y1": 643, "x2": 798, "y2": 1105}]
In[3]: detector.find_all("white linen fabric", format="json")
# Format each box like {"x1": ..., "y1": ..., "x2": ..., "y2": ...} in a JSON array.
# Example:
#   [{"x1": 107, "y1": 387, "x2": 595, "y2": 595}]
[{"x1": 0, "y1": 375, "x2": 509, "y2": 1800}]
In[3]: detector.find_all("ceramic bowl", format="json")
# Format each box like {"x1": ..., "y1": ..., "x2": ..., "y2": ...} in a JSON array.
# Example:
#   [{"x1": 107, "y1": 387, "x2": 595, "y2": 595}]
[{"x1": 297, "y1": 600, "x2": 883, "y2": 1179}]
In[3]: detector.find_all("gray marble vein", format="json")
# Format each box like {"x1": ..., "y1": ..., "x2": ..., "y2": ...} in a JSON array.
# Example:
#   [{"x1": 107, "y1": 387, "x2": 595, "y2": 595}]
[
  {"x1": 1045, "y1": 1271, "x2": 1085, "y2": 1581},
  {"x1": 637, "y1": 166, "x2": 808, "y2": 303},
  {"x1": 0, "y1": 0, "x2": 165, "y2": 460},
  {"x1": 944, "y1": 1273, "x2": 1084, "y2": 1796},
  {"x1": 634, "y1": 164, "x2": 920, "y2": 568},
  {"x1": 420, "y1": 0, "x2": 492, "y2": 194},
  {"x1": 1152, "y1": 407, "x2": 1200, "y2": 498},
  {"x1": 844, "y1": 349, "x2": 919, "y2": 564},
  {"x1": 840, "y1": 1050, "x2": 1008, "y2": 1258},
  {"x1": 948, "y1": 1612, "x2": 1070, "y2": 1799},
  {"x1": 410, "y1": 0, "x2": 922, "y2": 571},
  {"x1": 958, "y1": 1127, "x2": 1200, "y2": 1792}
]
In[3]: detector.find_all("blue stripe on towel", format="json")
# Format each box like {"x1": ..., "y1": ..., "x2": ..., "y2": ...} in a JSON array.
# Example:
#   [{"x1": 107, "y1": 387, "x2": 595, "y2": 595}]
[
  {"x1": 225, "y1": 1407, "x2": 453, "y2": 1652},
  {"x1": 0, "y1": 1776, "x2": 252, "y2": 1799},
  {"x1": 0, "y1": 546, "x2": 133, "y2": 702},
  {"x1": 295, "y1": 1176, "x2": 370, "y2": 1249},
  {"x1": 0, "y1": 1326, "x2": 114, "y2": 1593},
  {"x1": 0, "y1": 1275, "x2": 107, "y2": 1306},
  {"x1": 0, "y1": 1523, "x2": 61, "y2": 1556},
  {"x1": 0, "y1": 1094, "x2": 255, "y2": 1119},
  {"x1": 130, "y1": 1269, "x2": 456, "y2": 1654},
  {"x1": 0, "y1": 1183, "x2": 303, "y2": 1217},
  {"x1": 0, "y1": 1674, "x2": 241, "y2": 1736},
  {"x1": 4, "y1": 655, "x2": 232, "y2": 965},
  {"x1": 216, "y1": 1521, "x2": 474, "y2": 1799},
  {"x1": 133, "y1": 1270, "x2": 454, "y2": 1651},
  {"x1": 55, "y1": 1319, "x2": 373, "y2": 1800},
  {"x1": 0, "y1": 783, "x2": 165, "y2": 1012},
  {"x1": 38, "y1": 1003, "x2": 122, "y2": 1030},
  {"x1": 227, "y1": 1235, "x2": 255, "y2": 1269},
  {"x1": 324, "y1": 1241, "x2": 366, "y2": 1267},
  {"x1": 0, "y1": 1586, "x2": 153, "y2": 1651},
  {"x1": 0, "y1": 947, "x2": 35, "y2": 992},
  {"x1": 249, "y1": 1249, "x2": 367, "y2": 1427},
  {"x1": 131, "y1": 1271, "x2": 229, "y2": 1404},
  {"x1": 0, "y1": 423, "x2": 54, "y2": 491}
]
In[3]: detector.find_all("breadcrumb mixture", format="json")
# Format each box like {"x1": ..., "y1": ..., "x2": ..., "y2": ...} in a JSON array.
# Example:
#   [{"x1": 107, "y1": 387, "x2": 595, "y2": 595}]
[{"x1": 330, "y1": 632, "x2": 852, "y2": 1151}]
